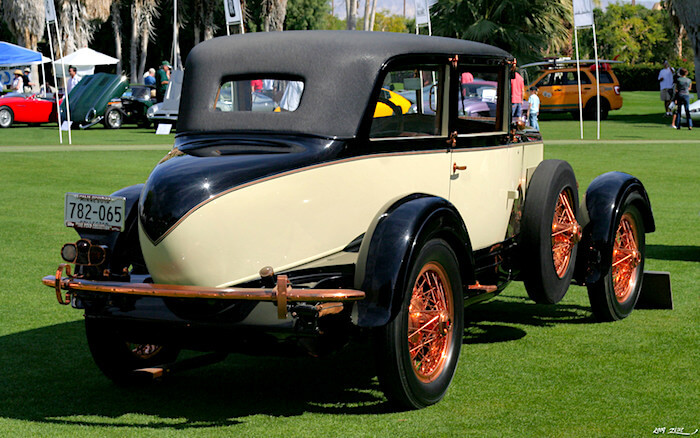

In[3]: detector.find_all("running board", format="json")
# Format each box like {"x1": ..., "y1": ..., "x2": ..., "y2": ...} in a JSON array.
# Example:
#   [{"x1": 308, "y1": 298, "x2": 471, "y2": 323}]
[{"x1": 468, "y1": 283, "x2": 498, "y2": 293}]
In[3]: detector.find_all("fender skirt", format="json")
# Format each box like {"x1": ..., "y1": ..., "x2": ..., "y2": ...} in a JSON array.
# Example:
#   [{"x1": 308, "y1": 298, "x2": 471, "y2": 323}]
[
  {"x1": 574, "y1": 172, "x2": 655, "y2": 285},
  {"x1": 354, "y1": 194, "x2": 475, "y2": 327}
]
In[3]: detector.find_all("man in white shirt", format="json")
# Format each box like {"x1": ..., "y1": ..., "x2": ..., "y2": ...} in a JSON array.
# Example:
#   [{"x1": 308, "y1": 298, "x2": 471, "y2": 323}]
[
  {"x1": 658, "y1": 61, "x2": 675, "y2": 116},
  {"x1": 66, "y1": 66, "x2": 80, "y2": 94},
  {"x1": 526, "y1": 86, "x2": 540, "y2": 131}
]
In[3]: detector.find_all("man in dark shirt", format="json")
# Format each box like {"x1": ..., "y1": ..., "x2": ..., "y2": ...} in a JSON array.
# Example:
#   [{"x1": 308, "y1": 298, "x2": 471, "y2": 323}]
[{"x1": 156, "y1": 61, "x2": 171, "y2": 102}]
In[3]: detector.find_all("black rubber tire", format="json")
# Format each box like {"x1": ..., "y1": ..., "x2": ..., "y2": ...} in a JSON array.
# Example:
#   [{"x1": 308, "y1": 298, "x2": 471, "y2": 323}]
[
  {"x1": 85, "y1": 318, "x2": 179, "y2": 385},
  {"x1": 587, "y1": 200, "x2": 646, "y2": 321},
  {"x1": 104, "y1": 108, "x2": 123, "y2": 129},
  {"x1": 584, "y1": 98, "x2": 609, "y2": 120},
  {"x1": 0, "y1": 106, "x2": 14, "y2": 128},
  {"x1": 520, "y1": 160, "x2": 579, "y2": 304},
  {"x1": 374, "y1": 239, "x2": 464, "y2": 409}
]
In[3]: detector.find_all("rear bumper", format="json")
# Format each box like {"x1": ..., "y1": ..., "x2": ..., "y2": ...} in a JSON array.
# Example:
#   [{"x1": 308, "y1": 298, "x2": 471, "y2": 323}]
[{"x1": 43, "y1": 264, "x2": 365, "y2": 320}]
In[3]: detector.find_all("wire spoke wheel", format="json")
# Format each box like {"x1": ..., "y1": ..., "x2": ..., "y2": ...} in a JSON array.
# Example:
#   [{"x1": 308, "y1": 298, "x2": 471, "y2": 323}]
[
  {"x1": 408, "y1": 262, "x2": 453, "y2": 383},
  {"x1": 127, "y1": 343, "x2": 163, "y2": 360},
  {"x1": 612, "y1": 213, "x2": 641, "y2": 303},
  {"x1": 551, "y1": 189, "x2": 582, "y2": 278}
]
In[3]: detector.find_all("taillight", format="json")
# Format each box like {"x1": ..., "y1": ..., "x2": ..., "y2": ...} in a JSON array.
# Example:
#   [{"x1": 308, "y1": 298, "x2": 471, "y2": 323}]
[{"x1": 614, "y1": 86, "x2": 620, "y2": 95}]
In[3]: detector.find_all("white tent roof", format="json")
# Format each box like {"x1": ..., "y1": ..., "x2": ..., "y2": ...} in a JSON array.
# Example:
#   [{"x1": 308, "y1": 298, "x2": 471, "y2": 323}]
[{"x1": 55, "y1": 47, "x2": 118, "y2": 66}]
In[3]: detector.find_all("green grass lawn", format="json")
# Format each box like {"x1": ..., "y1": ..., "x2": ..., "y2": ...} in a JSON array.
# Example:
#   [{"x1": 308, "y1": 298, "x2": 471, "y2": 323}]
[{"x1": 0, "y1": 92, "x2": 697, "y2": 437}]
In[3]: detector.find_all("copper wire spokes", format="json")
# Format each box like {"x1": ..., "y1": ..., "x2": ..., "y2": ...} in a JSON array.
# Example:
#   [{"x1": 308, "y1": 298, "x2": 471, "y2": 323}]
[
  {"x1": 408, "y1": 262, "x2": 453, "y2": 383},
  {"x1": 551, "y1": 190, "x2": 581, "y2": 278},
  {"x1": 612, "y1": 213, "x2": 641, "y2": 303}
]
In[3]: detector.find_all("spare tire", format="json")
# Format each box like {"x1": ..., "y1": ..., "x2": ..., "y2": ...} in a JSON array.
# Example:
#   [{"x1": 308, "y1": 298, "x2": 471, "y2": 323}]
[{"x1": 520, "y1": 160, "x2": 581, "y2": 304}]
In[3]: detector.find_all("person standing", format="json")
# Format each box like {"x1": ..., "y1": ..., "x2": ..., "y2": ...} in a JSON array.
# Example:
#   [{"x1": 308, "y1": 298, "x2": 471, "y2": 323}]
[
  {"x1": 66, "y1": 66, "x2": 80, "y2": 94},
  {"x1": 674, "y1": 68, "x2": 692, "y2": 130},
  {"x1": 10, "y1": 69, "x2": 23, "y2": 92},
  {"x1": 156, "y1": 61, "x2": 171, "y2": 102},
  {"x1": 22, "y1": 68, "x2": 34, "y2": 93},
  {"x1": 658, "y1": 61, "x2": 675, "y2": 116},
  {"x1": 144, "y1": 68, "x2": 156, "y2": 86},
  {"x1": 526, "y1": 86, "x2": 540, "y2": 131},
  {"x1": 511, "y1": 59, "x2": 525, "y2": 119}
]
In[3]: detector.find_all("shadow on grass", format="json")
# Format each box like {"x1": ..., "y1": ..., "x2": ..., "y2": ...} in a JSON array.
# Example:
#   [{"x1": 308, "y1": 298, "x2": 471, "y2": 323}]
[
  {"x1": 0, "y1": 321, "x2": 388, "y2": 428},
  {"x1": 463, "y1": 293, "x2": 594, "y2": 344},
  {"x1": 647, "y1": 244, "x2": 700, "y2": 262},
  {"x1": 0, "y1": 296, "x2": 596, "y2": 427}
]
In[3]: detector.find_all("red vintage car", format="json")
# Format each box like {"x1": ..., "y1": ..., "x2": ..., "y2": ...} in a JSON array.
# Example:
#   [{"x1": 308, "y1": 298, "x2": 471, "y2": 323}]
[{"x1": 0, "y1": 93, "x2": 60, "y2": 128}]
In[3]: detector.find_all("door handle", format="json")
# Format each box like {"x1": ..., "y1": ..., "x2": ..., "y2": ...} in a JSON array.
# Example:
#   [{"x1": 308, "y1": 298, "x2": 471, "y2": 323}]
[{"x1": 453, "y1": 163, "x2": 467, "y2": 173}]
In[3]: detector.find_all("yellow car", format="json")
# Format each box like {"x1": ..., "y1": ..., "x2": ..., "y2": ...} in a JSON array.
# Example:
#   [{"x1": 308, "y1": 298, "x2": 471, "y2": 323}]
[
  {"x1": 374, "y1": 88, "x2": 413, "y2": 117},
  {"x1": 524, "y1": 60, "x2": 623, "y2": 120}
]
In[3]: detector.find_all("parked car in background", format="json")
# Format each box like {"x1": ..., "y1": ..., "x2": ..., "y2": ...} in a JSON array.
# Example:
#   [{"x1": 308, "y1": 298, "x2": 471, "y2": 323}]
[
  {"x1": 522, "y1": 59, "x2": 622, "y2": 119},
  {"x1": 103, "y1": 85, "x2": 156, "y2": 129},
  {"x1": 44, "y1": 31, "x2": 654, "y2": 410},
  {"x1": 60, "y1": 73, "x2": 128, "y2": 129},
  {"x1": 147, "y1": 70, "x2": 183, "y2": 128},
  {"x1": 0, "y1": 92, "x2": 60, "y2": 128}
]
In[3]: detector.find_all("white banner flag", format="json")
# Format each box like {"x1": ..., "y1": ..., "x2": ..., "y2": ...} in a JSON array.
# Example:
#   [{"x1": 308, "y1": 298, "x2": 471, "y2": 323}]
[
  {"x1": 573, "y1": 0, "x2": 594, "y2": 28},
  {"x1": 223, "y1": 0, "x2": 242, "y2": 25},
  {"x1": 415, "y1": 0, "x2": 430, "y2": 27},
  {"x1": 44, "y1": 0, "x2": 57, "y2": 22}
]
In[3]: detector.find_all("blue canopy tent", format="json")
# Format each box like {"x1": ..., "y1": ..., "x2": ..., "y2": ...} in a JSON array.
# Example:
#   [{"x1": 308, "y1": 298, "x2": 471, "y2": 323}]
[{"x1": 0, "y1": 41, "x2": 42, "y2": 66}]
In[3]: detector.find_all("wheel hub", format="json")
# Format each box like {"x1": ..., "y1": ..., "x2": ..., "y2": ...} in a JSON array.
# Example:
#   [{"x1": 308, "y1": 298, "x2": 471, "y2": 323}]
[
  {"x1": 612, "y1": 213, "x2": 640, "y2": 303},
  {"x1": 407, "y1": 262, "x2": 454, "y2": 383},
  {"x1": 551, "y1": 189, "x2": 580, "y2": 278}
]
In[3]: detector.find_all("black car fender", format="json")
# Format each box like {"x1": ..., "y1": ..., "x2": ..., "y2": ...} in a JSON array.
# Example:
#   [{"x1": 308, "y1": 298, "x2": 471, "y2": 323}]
[
  {"x1": 574, "y1": 172, "x2": 655, "y2": 285},
  {"x1": 73, "y1": 184, "x2": 146, "y2": 276},
  {"x1": 354, "y1": 194, "x2": 475, "y2": 327}
]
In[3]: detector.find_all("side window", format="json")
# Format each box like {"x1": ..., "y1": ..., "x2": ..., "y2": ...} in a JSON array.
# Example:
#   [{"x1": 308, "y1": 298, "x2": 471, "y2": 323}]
[
  {"x1": 536, "y1": 73, "x2": 553, "y2": 87},
  {"x1": 597, "y1": 71, "x2": 614, "y2": 83},
  {"x1": 215, "y1": 78, "x2": 304, "y2": 112},
  {"x1": 563, "y1": 71, "x2": 591, "y2": 85},
  {"x1": 455, "y1": 66, "x2": 504, "y2": 134},
  {"x1": 370, "y1": 66, "x2": 443, "y2": 138}
]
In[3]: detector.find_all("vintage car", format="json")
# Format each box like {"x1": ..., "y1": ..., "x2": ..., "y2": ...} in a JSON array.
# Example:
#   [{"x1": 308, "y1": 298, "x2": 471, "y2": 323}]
[
  {"x1": 103, "y1": 85, "x2": 156, "y2": 129},
  {"x1": 522, "y1": 59, "x2": 623, "y2": 120},
  {"x1": 146, "y1": 70, "x2": 183, "y2": 128},
  {"x1": 0, "y1": 92, "x2": 60, "y2": 128},
  {"x1": 44, "y1": 31, "x2": 654, "y2": 409},
  {"x1": 60, "y1": 73, "x2": 129, "y2": 129}
]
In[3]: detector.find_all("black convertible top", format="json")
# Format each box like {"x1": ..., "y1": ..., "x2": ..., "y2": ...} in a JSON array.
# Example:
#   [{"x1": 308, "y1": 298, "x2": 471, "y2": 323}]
[{"x1": 178, "y1": 31, "x2": 511, "y2": 139}]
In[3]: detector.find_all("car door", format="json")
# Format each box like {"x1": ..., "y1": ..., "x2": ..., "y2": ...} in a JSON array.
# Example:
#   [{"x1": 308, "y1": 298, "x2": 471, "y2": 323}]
[
  {"x1": 535, "y1": 71, "x2": 567, "y2": 112},
  {"x1": 448, "y1": 62, "x2": 523, "y2": 250}
]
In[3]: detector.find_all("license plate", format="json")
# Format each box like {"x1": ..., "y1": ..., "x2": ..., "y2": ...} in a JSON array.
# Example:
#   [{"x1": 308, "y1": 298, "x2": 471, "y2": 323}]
[{"x1": 64, "y1": 193, "x2": 126, "y2": 232}]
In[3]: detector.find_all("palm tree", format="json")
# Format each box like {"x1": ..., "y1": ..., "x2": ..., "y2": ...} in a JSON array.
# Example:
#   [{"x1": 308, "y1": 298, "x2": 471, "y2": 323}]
[
  {"x1": 56, "y1": 0, "x2": 111, "y2": 53},
  {"x1": 262, "y1": 0, "x2": 287, "y2": 31},
  {"x1": 431, "y1": 0, "x2": 572, "y2": 63},
  {"x1": 670, "y1": 0, "x2": 700, "y2": 79},
  {"x1": 110, "y1": 0, "x2": 123, "y2": 72},
  {"x1": 1, "y1": 0, "x2": 45, "y2": 51},
  {"x1": 130, "y1": 0, "x2": 159, "y2": 81}
]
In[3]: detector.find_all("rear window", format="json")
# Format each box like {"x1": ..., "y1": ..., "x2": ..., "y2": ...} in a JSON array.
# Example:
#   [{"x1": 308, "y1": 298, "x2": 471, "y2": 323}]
[
  {"x1": 597, "y1": 71, "x2": 614, "y2": 84},
  {"x1": 215, "y1": 78, "x2": 304, "y2": 112}
]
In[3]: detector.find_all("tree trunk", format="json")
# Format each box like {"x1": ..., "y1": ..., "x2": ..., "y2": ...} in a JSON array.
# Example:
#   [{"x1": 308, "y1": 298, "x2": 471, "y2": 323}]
[
  {"x1": 369, "y1": 0, "x2": 377, "y2": 31},
  {"x1": 193, "y1": 0, "x2": 202, "y2": 44},
  {"x1": 130, "y1": 0, "x2": 141, "y2": 82},
  {"x1": 111, "y1": 1, "x2": 123, "y2": 73},
  {"x1": 671, "y1": 0, "x2": 700, "y2": 80},
  {"x1": 346, "y1": 0, "x2": 358, "y2": 30},
  {"x1": 203, "y1": 0, "x2": 216, "y2": 40},
  {"x1": 363, "y1": 0, "x2": 370, "y2": 31},
  {"x1": 139, "y1": 25, "x2": 149, "y2": 79},
  {"x1": 263, "y1": 0, "x2": 288, "y2": 31},
  {"x1": 675, "y1": 24, "x2": 685, "y2": 59}
]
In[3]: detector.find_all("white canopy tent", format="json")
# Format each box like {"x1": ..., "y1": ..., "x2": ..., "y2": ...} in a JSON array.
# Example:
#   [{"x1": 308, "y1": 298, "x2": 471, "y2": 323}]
[{"x1": 54, "y1": 47, "x2": 118, "y2": 78}]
